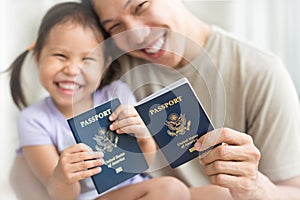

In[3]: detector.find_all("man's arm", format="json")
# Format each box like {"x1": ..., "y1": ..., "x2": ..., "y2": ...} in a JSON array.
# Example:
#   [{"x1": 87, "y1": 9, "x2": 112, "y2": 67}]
[{"x1": 275, "y1": 175, "x2": 300, "y2": 199}]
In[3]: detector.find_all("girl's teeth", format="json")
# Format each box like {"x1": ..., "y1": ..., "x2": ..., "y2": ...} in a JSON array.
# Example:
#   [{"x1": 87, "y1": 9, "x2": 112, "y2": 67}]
[
  {"x1": 145, "y1": 37, "x2": 165, "y2": 54},
  {"x1": 58, "y1": 83, "x2": 79, "y2": 90}
]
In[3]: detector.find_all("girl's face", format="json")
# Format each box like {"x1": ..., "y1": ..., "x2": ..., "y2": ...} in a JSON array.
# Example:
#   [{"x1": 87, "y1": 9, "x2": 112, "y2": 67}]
[{"x1": 37, "y1": 22, "x2": 105, "y2": 117}]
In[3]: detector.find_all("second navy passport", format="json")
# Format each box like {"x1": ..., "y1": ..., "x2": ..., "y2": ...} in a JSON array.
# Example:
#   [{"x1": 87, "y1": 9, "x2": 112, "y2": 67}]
[
  {"x1": 67, "y1": 98, "x2": 148, "y2": 194},
  {"x1": 135, "y1": 78, "x2": 214, "y2": 168}
]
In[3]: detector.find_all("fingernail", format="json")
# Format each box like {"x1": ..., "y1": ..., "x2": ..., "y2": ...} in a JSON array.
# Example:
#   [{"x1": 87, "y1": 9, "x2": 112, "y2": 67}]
[
  {"x1": 97, "y1": 151, "x2": 104, "y2": 157},
  {"x1": 109, "y1": 115, "x2": 114, "y2": 121},
  {"x1": 83, "y1": 144, "x2": 93, "y2": 152},
  {"x1": 199, "y1": 158, "x2": 204, "y2": 165},
  {"x1": 194, "y1": 142, "x2": 202, "y2": 151},
  {"x1": 109, "y1": 124, "x2": 114, "y2": 130},
  {"x1": 98, "y1": 159, "x2": 105, "y2": 165},
  {"x1": 96, "y1": 167, "x2": 102, "y2": 173}
]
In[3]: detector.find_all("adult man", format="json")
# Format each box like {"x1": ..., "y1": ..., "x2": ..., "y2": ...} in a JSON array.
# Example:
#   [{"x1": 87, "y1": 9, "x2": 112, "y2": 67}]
[{"x1": 83, "y1": 0, "x2": 300, "y2": 199}]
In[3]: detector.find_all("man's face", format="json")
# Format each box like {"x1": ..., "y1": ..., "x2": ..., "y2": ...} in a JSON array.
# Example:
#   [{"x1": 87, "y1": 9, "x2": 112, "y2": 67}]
[{"x1": 93, "y1": 0, "x2": 188, "y2": 68}]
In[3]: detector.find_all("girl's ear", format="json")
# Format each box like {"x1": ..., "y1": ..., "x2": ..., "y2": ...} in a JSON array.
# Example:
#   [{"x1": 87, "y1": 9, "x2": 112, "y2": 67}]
[
  {"x1": 32, "y1": 51, "x2": 39, "y2": 67},
  {"x1": 27, "y1": 43, "x2": 39, "y2": 66}
]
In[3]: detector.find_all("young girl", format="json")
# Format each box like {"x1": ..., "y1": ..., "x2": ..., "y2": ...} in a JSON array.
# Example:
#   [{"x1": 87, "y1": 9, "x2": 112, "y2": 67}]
[{"x1": 8, "y1": 2, "x2": 190, "y2": 200}]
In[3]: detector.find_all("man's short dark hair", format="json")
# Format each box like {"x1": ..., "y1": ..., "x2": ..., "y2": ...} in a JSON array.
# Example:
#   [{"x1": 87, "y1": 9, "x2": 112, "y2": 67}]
[{"x1": 81, "y1": 0, "x2": 93, "y2": 10}]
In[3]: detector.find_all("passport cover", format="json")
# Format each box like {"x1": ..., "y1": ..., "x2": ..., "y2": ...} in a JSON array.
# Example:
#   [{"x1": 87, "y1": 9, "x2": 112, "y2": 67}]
[
  {"x1": 135, "y1": 78, "x2": 214, "y2": 168},
  {"x1": 67, "y1": 98, "x2": 148, "y2": 194}
]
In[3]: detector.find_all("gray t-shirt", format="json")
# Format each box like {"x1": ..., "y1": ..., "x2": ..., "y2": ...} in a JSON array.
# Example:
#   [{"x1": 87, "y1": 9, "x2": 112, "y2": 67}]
[{"x1": 116, "y1": 25, "x2": 300, "y2": 186}]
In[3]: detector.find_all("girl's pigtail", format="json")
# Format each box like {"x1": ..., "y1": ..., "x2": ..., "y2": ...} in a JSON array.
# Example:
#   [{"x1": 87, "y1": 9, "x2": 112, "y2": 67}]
[{"x1": 8, "y1": 50, "x2": 30, "y2": 110}]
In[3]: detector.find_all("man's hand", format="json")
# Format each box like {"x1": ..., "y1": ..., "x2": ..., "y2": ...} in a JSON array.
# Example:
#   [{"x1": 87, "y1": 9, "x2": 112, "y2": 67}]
[{"x1": 194, "y1": 128, "x2": 263, "y2": 199}]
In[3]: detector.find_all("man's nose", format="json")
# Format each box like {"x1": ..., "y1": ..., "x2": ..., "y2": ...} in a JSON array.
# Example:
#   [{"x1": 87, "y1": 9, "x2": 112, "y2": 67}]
[
  {"x1": 127, "y1": 27, "x2": 151, "y2": 46},
  {"x1": 124, "y1": 19, "x2": 150, "y2": 47}
]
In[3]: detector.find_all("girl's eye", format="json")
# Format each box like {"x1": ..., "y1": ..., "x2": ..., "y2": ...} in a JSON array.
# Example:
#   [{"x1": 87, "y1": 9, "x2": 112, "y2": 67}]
[
  {"x1": 135, "y1": 1, "x2": 150, "y2": 14},
  {"x1": 54, "y1": 53, "x2": 66, "y2": 59}
]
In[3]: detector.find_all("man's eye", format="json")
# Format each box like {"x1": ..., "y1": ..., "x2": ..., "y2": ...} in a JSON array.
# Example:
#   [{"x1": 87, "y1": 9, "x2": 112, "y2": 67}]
[
  {"x1": 83, "y1": 57, "x2": 96, "y2": 61},
  {"x1": 135, "y1": 1, "x2": 150, "y2": 14},
  {"x1": 108, "y1": 23, "x2": 122, "y2": 34}
]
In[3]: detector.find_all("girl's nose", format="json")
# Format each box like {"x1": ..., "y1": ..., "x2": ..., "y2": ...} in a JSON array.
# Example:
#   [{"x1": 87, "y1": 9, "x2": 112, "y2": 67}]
[{"x1": 63, "y1": 62, "x2": 81, "y2": 76}]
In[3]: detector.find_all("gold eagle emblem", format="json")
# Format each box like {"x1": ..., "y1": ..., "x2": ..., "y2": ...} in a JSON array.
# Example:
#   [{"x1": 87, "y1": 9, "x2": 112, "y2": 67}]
[
  {"x1": 93, "y1": 127, "x2": 119, "y2": 153},
  {"x1": 165, "y1": 113, "x2": 191, "y2": 137}
]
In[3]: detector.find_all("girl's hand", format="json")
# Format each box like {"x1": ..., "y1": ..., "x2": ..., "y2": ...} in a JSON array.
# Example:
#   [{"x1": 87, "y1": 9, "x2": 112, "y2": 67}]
[
  {"x1": 53, "y1": 143, "x2": 105, "y2": 184},
  {"x1": 109, "y1": 105, "x2": 156, "y2": 164},
  {"x1": 109, "y1": 105, "x2": 151, "y2": 140}
]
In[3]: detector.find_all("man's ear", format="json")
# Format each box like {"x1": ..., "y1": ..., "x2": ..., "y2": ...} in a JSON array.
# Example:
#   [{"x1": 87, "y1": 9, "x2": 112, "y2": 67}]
[
  {"x1": 104, "y1": 56, "x2": 112, "y2": 68},
  {"x1": 100, "y1": 56, "x2": 112, "y2": 77}
]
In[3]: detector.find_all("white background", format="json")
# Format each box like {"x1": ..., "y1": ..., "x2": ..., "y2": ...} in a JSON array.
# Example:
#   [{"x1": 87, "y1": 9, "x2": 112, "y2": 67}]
[{"x1": 1, "y1": 0, "x2": 299, "y2": 199}]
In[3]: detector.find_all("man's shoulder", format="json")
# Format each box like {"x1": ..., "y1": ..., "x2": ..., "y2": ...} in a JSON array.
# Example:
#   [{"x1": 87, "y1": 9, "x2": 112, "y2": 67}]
[
  {"x1": 208, "y1": 25, "x2": 283, "y2": 73},
  {"x1": 209, "y1": 25, "x2": 279, "y2": 60}
]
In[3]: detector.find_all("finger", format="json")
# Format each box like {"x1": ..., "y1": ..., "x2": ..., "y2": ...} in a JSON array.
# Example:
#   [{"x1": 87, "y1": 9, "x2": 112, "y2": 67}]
[
  {"x1": 63, "y1": 143, "x2": 92, "y2": 154},
  {"x1": 117, "y1": 124, "x2": 146, "y2": 135},
  {"x1": 195, "y1": 128, "x2": 254, "y2": 151},
  {"x1": 70, "y1": 159, "x2": 105, "y2": 172},
  {"x1": 65, "y1": 144, "x2": 103, "y2": 160},
  {"x1": 70, "y1": 166, "x2": 102, "y2": 182},
  {"x1": 109, "y1": 105, "x2": 137, "y2": 121},
  {"x1": 197, "y1": 143, "x2": 223, "y2": 157},
  {"x1": 117, "y1": 106, "x2": 138, "y2": 120},
  {"x1": 61, "y1": 144, "x2": 96, "y2": 161},
  {"x1": 209, "y1": 174, "x2": 257, "y2": 191},
  {"x1": 200, "y1": 145, "x2": 251, "y2": 164},
  {"x1": 66, "y1": 150, "x2": 104, "y2": 163},
  {"x1": 110, "y1": 116, "x2": 142, "y2": 131},
  {"x1": 204, "y1": 160, "x2": 257, "y2": 177},
  {"x1": 109, "y1": 105, "x2": 125, "y2": 121}
]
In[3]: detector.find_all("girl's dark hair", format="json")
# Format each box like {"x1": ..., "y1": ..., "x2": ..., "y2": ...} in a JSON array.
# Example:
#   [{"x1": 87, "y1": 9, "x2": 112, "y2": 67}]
[{"x1": 7, "y1": 2, "x2": 119, "y2": 110}]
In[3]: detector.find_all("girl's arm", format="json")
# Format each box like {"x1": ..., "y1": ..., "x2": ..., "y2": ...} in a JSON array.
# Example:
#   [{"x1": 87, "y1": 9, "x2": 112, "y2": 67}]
[
  {"x1": 136, "y1": 136, "x2": 157, "y2": 165},
  {"x1": 109, "y1": 104, "x2": 157, "y2": 164},
  {"x1": 23, "y1": 143, "x2": 104, "y2": 200}
]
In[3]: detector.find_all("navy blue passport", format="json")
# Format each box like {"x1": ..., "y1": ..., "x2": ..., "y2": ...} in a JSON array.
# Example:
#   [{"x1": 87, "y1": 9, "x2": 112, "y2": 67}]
[
  {"x1": 67, "y1": 98, "x2": 148, "y2": 194},
  {"x1": 135, "y1": 78, "x2": 214, "y2": 168}
]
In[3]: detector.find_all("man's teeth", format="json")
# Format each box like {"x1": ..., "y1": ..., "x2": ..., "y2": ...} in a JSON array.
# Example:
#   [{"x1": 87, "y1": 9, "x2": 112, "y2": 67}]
[
  {"x1": 58, "y1": 83, "x2": 79, "y2": 90},
  {"x1": 145, "y1": 37, "x2": 165, "y2": 54}
]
